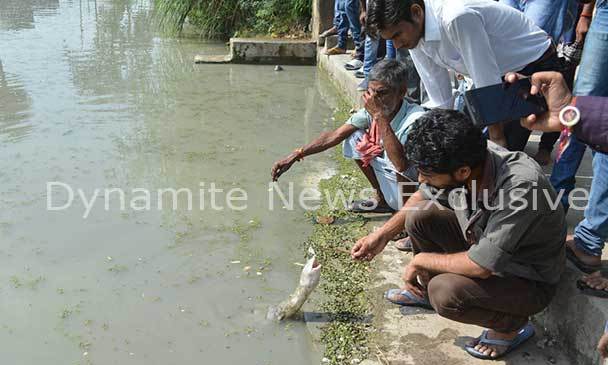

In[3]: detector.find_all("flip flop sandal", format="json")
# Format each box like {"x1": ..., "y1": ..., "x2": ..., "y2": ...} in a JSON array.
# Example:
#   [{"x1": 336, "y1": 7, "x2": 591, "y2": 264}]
[
  {"x1": 394, "y1": 237, "x2": 413, "y2": 252},
  {"x1": 344, "y1": 59, "x2": 363, "y2": 70},
  {"x1": 384, "y1": 288, "x2": 434, "y2": 310},
  {"x1": 465, "y1": 323, "x2": 535, "y2": 360},
  {"x1": 349, "y1": 199, "x2": 395, "y2": 214},
  {"x1": 577, "y1": 279, "x2": 608, "y2": 298},
  {"x1": 566, "y1": 246, "x2": 602, "y2": 274}
]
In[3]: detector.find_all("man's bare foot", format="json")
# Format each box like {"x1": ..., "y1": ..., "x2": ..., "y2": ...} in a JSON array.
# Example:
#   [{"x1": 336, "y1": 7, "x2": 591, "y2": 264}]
[
  {"x1": 468, "y1": 329, "x2": 520, "y2": 358},
  {"x1": 533, "y1": 148, "x2": 552, "y2": 166},
  {"x1": 582, "y1": 271, "x2": 608, "y2": 292},
  {"x1": 566, "y1": 235, "x2": 602, "y2": 267}
]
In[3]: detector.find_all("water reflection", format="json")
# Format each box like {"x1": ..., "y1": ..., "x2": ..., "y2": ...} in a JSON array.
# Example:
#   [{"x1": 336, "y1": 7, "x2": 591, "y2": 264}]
[
  {"x1": 0, "y1": 61, "x2": 33, "y2": 142},
  {"x1": 0, "y1": 0, "x2": 59, "y2": 30},
  {"x1": 0, "y1": 0, "x2": 332, "y2": 364}
]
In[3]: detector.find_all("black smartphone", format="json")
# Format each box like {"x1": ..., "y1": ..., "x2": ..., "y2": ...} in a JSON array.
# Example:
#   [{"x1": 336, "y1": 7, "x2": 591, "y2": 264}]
[{"x1": 464, "y1": 77, "x2": 548, "y2": 127}]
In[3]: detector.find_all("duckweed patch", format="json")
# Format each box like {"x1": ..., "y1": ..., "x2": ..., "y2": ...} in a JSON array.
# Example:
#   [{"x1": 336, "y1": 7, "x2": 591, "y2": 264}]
[{"x1": 304, "y1": 102, "x2": 375, "y2": 364}]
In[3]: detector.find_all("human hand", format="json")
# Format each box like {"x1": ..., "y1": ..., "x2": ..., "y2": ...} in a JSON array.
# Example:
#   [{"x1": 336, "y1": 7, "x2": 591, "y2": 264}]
[
  {"x1": 401, "y1": 263, "x2": 427, "y2": 299},
  {"x1": 363, "y1": 90, "x2": 389, "y2": 122},
  {"x1": 351, "y1": 233, "x2": 387, "y2": 261},
  {"x1": 360, "y1": 11, "x2": 366, "y2": 28},
  {"x1": 271, "y1": 154, "x2": 298, "y2": 181},
  {"x1": 576, "y1": 16, "x2": 591, "y2": 43},
  {"x1": 598, "y1": 332, "x2": 608, "y2": 359},
  {"x1": 504, "y1": 72, "x2": 573, "y2": 133}
]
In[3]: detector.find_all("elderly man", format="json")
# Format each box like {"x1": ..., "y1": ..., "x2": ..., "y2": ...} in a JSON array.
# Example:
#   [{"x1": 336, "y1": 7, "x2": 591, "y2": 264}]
[
  {"x1": 365, "y1": 0, "x2": 563, "y2": 151},
  {"x1": 352, "y1": 109, "x2": 566, "y2": 359},
  {"x1": 271, "y1": 59, "x2": 425, "y2": 212}
]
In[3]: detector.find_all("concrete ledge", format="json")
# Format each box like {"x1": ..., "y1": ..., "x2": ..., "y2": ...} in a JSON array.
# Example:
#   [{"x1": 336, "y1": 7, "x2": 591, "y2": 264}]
[
  {"x1": 317, "y1": 49, "x2": 362, "y2": 107},
  {"x1": 535, "y1": 262, "x2": 608, "y2": 365},
  {"x1": 194, "y1": 38, "x2": 317, "y2": 65},
  {"x1": 194, "y1": 54, "x2": 232, "y2": 64},
  {"x1": 231, "y1": 38, "x2": 317, "y2": 65}
]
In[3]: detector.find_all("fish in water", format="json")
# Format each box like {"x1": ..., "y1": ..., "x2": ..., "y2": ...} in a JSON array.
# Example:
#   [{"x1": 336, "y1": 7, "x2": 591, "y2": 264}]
[{"x1": 266, "y1": 253, "x2": 321, "y2": 321}]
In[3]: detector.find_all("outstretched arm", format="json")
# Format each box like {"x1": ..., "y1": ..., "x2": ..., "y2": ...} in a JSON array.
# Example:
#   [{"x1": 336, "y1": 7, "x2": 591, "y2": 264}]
[{"x1": 271, "y1": 123, "x2": 358, "y2": 181}]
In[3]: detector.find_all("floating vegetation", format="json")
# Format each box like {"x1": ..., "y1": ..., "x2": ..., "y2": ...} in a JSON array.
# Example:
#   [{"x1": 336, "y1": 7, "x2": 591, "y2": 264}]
[
  {"x1": 302, "y1": 101, "x2": 373, "y2": 364},
  {"x1": 9, "y1": 274, "x2": 45, "y2": 289},
  {"x1": 107, "y1": 264, "x2": 128, "y2": 273},
  {"x1": 220, "y1": 217, "x2": 262, "y2": 242}
]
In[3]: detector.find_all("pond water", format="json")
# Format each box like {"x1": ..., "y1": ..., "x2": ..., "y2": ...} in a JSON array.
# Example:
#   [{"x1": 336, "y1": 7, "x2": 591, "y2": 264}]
[{"x1": 0, "y1": 1, "x2": 338, "y2": 364}]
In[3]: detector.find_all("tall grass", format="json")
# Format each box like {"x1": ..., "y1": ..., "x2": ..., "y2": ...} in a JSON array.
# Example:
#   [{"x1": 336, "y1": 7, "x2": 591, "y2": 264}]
[{"x1": 154, "y1": 0, "x2": 311, "y2": 39}]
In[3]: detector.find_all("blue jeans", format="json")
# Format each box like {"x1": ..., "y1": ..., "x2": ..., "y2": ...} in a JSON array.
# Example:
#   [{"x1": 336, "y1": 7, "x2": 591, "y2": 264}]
[
  {"x1": 499, "y1": 0, "x2": 578, "y2": 42},
  {"x1": 335, "y1": 0, "x2": 361, "y2": 51},
  {"x1": 363, "y1": 36, "x2": 396, "y2": 76},
  {"x1": 554, "y1": 1, "x2": 608, "y2": 256},
  {"x1": 574, "y1": 152, "x2": 608, "y2": 257}
]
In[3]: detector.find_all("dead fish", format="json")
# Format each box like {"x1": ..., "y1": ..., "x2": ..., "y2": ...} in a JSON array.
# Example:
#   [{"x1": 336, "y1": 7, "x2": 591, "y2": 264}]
[{"x1": 267, "y1": 252, "x2": 321, "y2": 321}]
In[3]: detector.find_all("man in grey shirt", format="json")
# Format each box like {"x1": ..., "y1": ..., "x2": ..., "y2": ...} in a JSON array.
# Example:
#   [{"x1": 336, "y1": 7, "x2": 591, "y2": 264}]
[{"x1": 351, "y1": 109, "x2": 566, "y2": 359}]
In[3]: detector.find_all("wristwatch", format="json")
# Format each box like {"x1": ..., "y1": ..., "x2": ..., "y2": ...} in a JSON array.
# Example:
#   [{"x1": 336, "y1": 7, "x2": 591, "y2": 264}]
[{"x1": 559, "y1": 97, "x2": 580, "y2": 128}]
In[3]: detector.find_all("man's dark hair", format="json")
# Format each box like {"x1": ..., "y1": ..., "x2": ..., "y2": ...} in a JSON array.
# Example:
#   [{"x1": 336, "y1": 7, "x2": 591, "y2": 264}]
[
  {"x1": 366, "y1": 0, "x2": 425, "y2": 38},
  {"x1": 406, "y1": 109, "x2": 487, "y2": 174},
  {"x1": 368, "y1": 59, "x2": 408, "y2": 93}
]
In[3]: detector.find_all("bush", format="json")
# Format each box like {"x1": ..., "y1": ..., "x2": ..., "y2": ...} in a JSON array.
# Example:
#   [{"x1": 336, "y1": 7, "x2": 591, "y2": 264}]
[{"x1": 155, "y1": 0, "x2": 312, "y2": 39}]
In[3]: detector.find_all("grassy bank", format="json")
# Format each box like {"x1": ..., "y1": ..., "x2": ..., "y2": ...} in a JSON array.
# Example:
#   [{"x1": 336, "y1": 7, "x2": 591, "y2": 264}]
[
  {"x1": 303, "y1": 102, "x2": 375, "y2": 364},
  {"x1": 154, "y1": 0, "x2": 311, "y2": 39}
]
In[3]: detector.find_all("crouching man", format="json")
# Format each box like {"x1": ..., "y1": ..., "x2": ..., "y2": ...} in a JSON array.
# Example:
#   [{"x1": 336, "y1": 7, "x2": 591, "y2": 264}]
[
  {"x1": 271, "y1": 59, "x2": 425, "y2": 213},
  {"x1": 351, "y1": 109, "x2": 566, "y2": 360}
]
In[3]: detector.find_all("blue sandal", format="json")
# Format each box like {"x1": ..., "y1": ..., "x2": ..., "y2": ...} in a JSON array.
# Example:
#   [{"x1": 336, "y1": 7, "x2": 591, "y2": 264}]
[
  {"x1": 384, "y1": 288, "x2": 434, "y2": 310},
  {"x1": 465, "y1": 323, "x2": 535, "y2": 360}
]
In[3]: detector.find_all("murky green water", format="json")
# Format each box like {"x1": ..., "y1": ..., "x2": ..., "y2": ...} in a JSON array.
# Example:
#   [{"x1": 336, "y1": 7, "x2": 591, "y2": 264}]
[{"x1": 0, "y1": 1, "x2": 338, "y2": 364}]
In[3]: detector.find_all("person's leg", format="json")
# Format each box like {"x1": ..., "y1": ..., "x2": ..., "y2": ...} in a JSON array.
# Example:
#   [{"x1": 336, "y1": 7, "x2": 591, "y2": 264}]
[
  {"x1": 428, "y1": 273, "x2": 555, "y2": 333},
  {"x1": 342, "y1": 130, "x2": 391, "y2": 208},
  {"x1": 385, "y1": 201, "x2": 468, "y2": 303},
  {"x1": 572, "y1": 151, "x2": 608, "y2": 261},
  {"x1": 363, "y1": 35, "x2": 379, "y2": 76},
  {"x1": 404, "y1": 201, "x2": 469, "y2": 254},
  {"x1": 428, "y1": 273, "x2": 555, "y2": 356},
  {"x1": 573, "y1": 4, "x2": 608, "y2": 97},
  {"x1": 335, "y1": 0, "x2": 349, "y2": 50},
  {"x1": 344, "y1": 0, "x2": 362, "y2": 55},
  {"x1": 550, "y1": 134, "x2": 587, "y2": 211},
  {"x1": 535, "y1": 132, "x2": 561, "y2": 165}
]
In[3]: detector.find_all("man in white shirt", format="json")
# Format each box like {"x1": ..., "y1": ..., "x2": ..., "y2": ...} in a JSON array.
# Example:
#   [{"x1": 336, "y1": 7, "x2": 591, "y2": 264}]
[{"x1": 366, "y1": 0, "x2": 563, "y2": 150}]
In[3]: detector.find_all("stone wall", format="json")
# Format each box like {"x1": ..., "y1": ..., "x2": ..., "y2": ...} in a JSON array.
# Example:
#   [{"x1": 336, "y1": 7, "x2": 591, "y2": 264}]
[{"x1": 311, "y1": 0, "x2": 335, "y2": 40}]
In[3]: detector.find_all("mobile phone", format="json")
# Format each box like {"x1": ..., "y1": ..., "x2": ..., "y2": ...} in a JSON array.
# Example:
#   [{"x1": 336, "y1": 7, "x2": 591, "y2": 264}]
[{"x1": 464, "y1": 77, "x2": 548, "y2": 127}]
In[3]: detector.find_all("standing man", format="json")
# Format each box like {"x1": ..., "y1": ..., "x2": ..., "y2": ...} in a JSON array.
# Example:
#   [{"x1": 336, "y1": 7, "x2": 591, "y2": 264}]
[
  {"x1": 365, "y1": 0, "x2": 561, "y2": 150},
  {"x1": 499, "y1": 0, "x2": 578, "y2": 165}
]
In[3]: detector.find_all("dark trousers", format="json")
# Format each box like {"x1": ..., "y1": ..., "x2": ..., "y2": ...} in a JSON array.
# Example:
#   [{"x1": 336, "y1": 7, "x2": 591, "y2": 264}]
[
  {"x1": 404, "y1": 201, "x2": 556, "y2": 333},
  {"x1": 505, "y1": 46, "x2": 566, "y2": 151}
]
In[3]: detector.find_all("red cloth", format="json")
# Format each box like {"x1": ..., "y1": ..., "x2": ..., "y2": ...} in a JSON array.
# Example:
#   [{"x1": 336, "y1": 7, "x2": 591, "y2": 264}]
[{"x1": 355, "y1": 119, "x2": 384, "y2": 167}]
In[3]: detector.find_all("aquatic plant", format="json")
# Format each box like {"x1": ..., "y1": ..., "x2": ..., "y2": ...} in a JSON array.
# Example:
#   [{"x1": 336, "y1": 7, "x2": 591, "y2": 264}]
[
  {"x1": 302, "y1": 101, "x2": 374, "y2": 364},
  {"x1": 153, "y1": 0, "x2": 312, "y2": 38}
]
